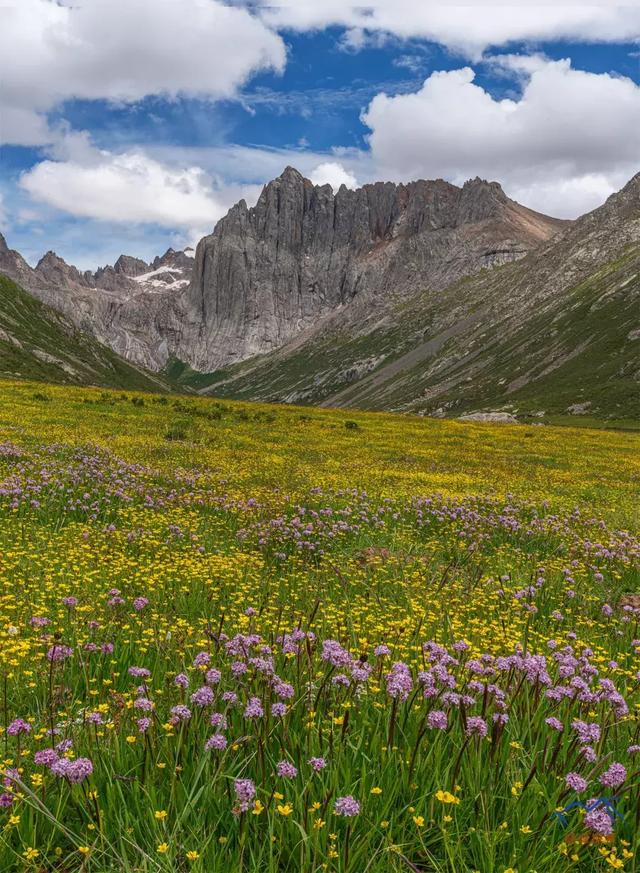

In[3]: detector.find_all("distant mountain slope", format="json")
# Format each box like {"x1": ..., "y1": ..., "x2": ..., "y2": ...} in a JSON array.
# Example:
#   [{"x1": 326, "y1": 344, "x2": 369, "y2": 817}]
[
  {"x1": 0, "y1": 234, "x2": 194, "y2": 371},
  {"x1": 0, "y1": 274, "x2": 177, "y2": 392},
  {"x1": 190, "y1": 173, "x2": 640, "y2": 421},
  {"x1": 2, "y1": 170, "x2": 637, "y2": 421}
]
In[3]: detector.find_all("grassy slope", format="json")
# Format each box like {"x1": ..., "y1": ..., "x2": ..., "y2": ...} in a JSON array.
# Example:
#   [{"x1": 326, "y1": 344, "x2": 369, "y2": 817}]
[
  {"x1": 0, "y1": 275, "x2": 178, "y2": 393},
  {"x1": 180, "y1": 244, "x2": 639, "y2": 423}
]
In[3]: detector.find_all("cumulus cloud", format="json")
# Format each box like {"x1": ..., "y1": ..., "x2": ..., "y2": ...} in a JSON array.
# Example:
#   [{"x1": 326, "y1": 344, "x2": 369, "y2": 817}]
[
  {"x1": 146, "y1": 144, "x2": 369, "y2": 190},
  {"x1": 0, "y1": 0, "x2": 285, "y2": 145},
  {"x1": 310, "y1": 162, "x2": 358, "y2": 190},
  {"x1": 257, "y1": 2, "x2": 640, "y2": 59},
  {"x1": 20, "y1": 148, "x2": 232, "y2": 240},
  {"x1": 361, "y1": 57, "x2": 640, "y2": 216}
]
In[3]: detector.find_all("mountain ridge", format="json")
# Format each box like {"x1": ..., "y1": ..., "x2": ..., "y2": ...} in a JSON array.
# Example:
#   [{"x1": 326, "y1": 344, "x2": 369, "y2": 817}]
[
  {"x1": 0, "y1": 169, "x2": 566, "y2": 375},
  {"x1": 0, "y1": 273, "x2": 178, "y2": 392}
]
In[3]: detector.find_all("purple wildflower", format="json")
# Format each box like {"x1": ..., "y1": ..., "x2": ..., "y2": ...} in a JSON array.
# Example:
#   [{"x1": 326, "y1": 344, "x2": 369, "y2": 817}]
[
  {"x1": 427, "y1": 710, "x2": 448, "y2": 730},
  {"x1": 584, "y1": 799, "x2": 614, "y2": 835},
  {"x1": 599, "y1": 763, "x2": 626, "y2": 789},
  {"x1": 334, "y1": 795, "x2": 360, "y2": 817},
  {"x1": 170, "y1": 705, "x2": 192, "y2": 722},
  {"x1": 205, "y1": 734, "x2": 227, "y2": 751},
  {"x1": 7, "y1": 719, "x2": 31, "y2": 736},
  {"x1": 233, "y1": 778, "x2": 256, "y2": 813},
  {"x1": 244, "y1": 696, "x2": 263, "y2": 719},
  {"x1": 465, "y1": 716, "x2": 488, "y2": 738},
  {"x1": 565, "y1": 772, "x2": 588, "y2": 792},
  {"x1": 385, "y1": 662, "x2": 413, "y2": 701},
  {"x1": 51, "y1": 757, "x2": 93, "y2": 784},
  {"x1": 191, "y1": 686, "x2": 214, "y2": 707},
  {"x1": 193, "y1": 651, "x2": 211, "y2": 668},
  {"x1": 276, "y1": 760, "x2": 298, "y2": 779},
  {"x1": 46, "y1": 644, "x2": 73, "y2": 662},
  {"x1": 34, "y1": 748, "x2": 59, "y2": 767}
]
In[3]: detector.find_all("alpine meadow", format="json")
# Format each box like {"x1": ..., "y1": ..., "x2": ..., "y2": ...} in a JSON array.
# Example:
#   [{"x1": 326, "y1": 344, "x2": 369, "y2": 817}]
[{"x1": 0, "y1": 382, "x2": 638, "y2": 872}]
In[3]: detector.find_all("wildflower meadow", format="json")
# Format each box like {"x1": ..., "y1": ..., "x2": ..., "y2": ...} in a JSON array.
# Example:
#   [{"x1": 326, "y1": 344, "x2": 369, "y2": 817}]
[{"x1": 0, "y1": 380, "x2": 638, "y2": 872}]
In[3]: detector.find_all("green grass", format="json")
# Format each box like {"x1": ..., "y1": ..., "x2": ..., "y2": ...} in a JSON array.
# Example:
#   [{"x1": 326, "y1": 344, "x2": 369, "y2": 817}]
[
  {"x1": 0, "y1": 381, "x2": 638, "y2": 871},
  {"x1": 0, "y1": 275, "x2": 178, "y2": 393}
]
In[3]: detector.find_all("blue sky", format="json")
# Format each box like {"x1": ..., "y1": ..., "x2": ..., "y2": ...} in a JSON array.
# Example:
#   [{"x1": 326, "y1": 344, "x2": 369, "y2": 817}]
[{"x1": 1, "y1": 2, "x2": 639, "y2": 270}]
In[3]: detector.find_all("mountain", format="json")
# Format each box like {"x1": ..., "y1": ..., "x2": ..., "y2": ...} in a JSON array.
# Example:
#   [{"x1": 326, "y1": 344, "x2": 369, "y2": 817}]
[
  {"x1": 175, "y1": 167, "x2": 565, "y2": 371},
  {"x1": 0, "y1": 236, "x2": 195, "y2": 370},
  {"x1": 1, "y1": 168, "x2": 638, "y2": 422},
  {"x1": 190, "y1": 172, "x2": 640, "y2": 422},
  {"x1": 0, "y1": 169, "x2": 564, "y2": 377},
  {"x1": 0, "y1": 240, "x2": 179, "y2": 391}
]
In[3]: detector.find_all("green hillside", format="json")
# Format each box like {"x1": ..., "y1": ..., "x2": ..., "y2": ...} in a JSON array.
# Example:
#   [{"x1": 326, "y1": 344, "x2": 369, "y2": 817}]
[
  {"x1": 0, "y1": 275, "x2": 178, "y2": 393},
  {"x1": 175, "y1": 225, "x2": 639, "y2": 424}
]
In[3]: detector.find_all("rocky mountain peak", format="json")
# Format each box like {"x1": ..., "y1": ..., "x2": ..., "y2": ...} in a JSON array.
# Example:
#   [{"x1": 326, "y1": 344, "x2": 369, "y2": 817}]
[
  {"x1": 278, "y1": 165, "x2": 306, "y2": 185},
  {"x1": 151, "y1": 247, "x2": 195, "y2": 272},
  {"x1": 36, "y1": 250, "x2": 59, "y2": 267},
  {"x1": 178, "y1": 167, "x2": 566, "y2": 372},
  {"x1": 0, "y1": 233, "x2": 8, "y2": 254},
  {"x1": 35, "y1": 251, "x2": 90, "y2": 289},
  {"x1": 457, "y1": 177, "x2": 510, "y2": 223},
  {"x1": 114, "y1": 255, "x2": 149, "y2": 277}
]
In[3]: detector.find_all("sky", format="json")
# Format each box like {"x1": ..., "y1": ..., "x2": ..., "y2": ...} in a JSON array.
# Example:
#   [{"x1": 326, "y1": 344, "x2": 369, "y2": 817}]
[{"x1": 1, "y1": 1, "x2": 639, "y2": 270}]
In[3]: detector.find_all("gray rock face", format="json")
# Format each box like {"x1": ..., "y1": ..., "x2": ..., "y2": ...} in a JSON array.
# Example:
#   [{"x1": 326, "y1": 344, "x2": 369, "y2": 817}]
[
  {"x1": 0, "y1": 169, "x2": 565, "y2": 373},
  {"x1": 458, "y1": 412, "x2": 519, "y2": 424},
  {"x1": 0, "y1": 233, "x2": 38, "y2": 288},
  {"x1": 0, "y1": 242, "x2": 193, "y2": 370},
  {"x1": 114, "y1": 255, "x2": 149, "y2": 277},
  {"x1": 36, "y1": 252, "x2": 93, "y2": 290},
  {"x1": 173, "y1": 167, "x2": 565, "y2": 371}
]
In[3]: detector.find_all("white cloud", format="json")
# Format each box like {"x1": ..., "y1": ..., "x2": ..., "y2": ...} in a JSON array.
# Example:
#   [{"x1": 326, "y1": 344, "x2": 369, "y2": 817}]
[
  {"x1": 361, "y1": 57, "x2": 640, "y2": 216},
  {"x1": 20, "y1": 148, "x2": 231, "y2": 239},
  {"x1": 145, "y1": 144, "x2": 370, "y2": 189},
  {"x1": 505, "y1": 173, "x2": 626, "y2": 219},
  {"x1": 257, "y1": 2, "x2": 640, "y2": 59},
  {"x1": 309, "y1": 161, "x2": 358, "y2": 190},
  {"x1": 0, "y1": 107, "x2": 53, "y2": 147},
  {"x1": 0, "y1": 0, "x2": 285, "y2": 145}
]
